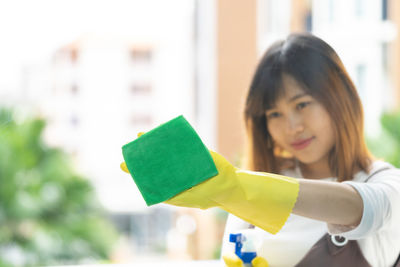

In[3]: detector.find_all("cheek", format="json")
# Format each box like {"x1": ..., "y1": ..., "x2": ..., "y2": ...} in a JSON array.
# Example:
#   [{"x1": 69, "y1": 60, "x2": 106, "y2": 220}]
[
  {"x1": 313, "y1": 112, "x2": 336, "y2": 147},
  {"x1": 267, "y1": 121, "x2": 284, "y2": 143},
  {"x1": 325, "y1": 121, "x2": 336, "y2": 147}
]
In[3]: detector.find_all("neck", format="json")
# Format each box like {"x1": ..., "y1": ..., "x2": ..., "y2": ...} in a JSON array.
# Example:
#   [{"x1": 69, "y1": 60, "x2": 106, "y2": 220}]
[{"x1": 298, "y1": 157, "x2": 333, "y2": 179}]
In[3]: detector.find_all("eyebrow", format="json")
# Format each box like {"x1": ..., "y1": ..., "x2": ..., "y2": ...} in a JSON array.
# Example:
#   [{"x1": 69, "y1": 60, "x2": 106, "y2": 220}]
[
  {"x1": 289, "y1": 93, "x2": 309, "y2": 102},
  {"x1": 265, "y1": 93, "x2": 310, "y2": 111}
]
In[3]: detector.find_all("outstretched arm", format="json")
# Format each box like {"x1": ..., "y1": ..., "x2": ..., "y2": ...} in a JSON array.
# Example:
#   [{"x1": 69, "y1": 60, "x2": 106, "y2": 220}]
[{"x1": 293, "y1": 179, "x2": 363, "y2": 227}]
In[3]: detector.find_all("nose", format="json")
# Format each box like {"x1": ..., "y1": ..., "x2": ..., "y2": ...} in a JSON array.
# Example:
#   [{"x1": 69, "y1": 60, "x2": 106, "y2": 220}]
[{"x1": 286, "y1": 112, "x2": 304, "y2": 135}]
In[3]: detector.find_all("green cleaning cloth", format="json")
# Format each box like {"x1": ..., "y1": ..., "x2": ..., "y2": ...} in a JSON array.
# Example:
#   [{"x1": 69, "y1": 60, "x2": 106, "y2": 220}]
[{"x1": 122, "y1": 115, "x2": 218, "y2": 206}]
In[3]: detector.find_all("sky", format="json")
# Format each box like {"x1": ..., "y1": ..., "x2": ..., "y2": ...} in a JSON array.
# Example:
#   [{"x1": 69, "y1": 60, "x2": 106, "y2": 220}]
[{"x1": 0, "y1": 0, "x2": 192, "y2": 92}]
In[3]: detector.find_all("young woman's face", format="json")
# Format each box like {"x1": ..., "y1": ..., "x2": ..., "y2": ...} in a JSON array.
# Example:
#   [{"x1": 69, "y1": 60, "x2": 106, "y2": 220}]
[{"x1": 265, "y1": 74, "x2": 336, "y2": 166}]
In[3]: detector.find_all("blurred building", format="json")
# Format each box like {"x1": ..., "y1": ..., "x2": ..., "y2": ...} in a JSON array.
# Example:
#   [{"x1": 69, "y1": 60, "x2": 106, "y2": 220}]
[
  {"x1": 220, "y1": 0, "x2": 400, "y2": 161},
  {"x1": 15, "y1": 0, "x2": 220, "y2": 261},
  {"x1": 311, "y1": 0, "x2": 397, "y2": 136}
]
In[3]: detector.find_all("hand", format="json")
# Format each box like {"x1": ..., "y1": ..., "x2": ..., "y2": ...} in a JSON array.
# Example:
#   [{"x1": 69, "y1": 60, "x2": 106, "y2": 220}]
[
  {"x1": 120, "y1": 132, "x2": 299, "y2": 234},
  {"x1": 120, "y1": 132, "x2": 145, "y2": 173},
  {"x1": 222, "y1": 253, "x2": 243, "y2": 267},
  {"x1": 252, "y1": 256, "x2": 269, "y2": 267},
  {"x1": 222, "y1": 253, "x2": 269, "y2": 267},
  {"x1": 166, "y1": 149, "x2": 299, "y2": 234},
  {"x1": 164, "y1": 150, "x2": 242, "y2": 209},
  {"x1": 120, "y1": 132, "x2": 239, "y2": 209}
]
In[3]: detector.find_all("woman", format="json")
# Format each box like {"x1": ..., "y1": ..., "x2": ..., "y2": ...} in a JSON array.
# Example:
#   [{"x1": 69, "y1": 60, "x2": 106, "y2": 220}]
[
  {"x1": 120, "y1": 32, "x2": 400, "y2": 266},
  {"x1": 221, "y1": 33, "x2": 400, "y2": 266}
]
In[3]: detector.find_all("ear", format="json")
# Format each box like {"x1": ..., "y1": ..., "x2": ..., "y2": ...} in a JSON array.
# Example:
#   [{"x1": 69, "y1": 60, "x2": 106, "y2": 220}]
[
  {"x1": 278, "y1": 158, "x2": 296, "y2": 170},
  {"x1": 273, "y1": 144, "x2": 294, "y2": 159}
]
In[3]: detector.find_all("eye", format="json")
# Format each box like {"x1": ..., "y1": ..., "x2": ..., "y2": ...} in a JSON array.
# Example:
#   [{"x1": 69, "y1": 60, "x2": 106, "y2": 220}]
[
  {"x1": 296, "y1": 101, "x2": 311, "y2": 110},
  {"x1": 266, "y1": 111, "x2": 281, "y2": 119}
]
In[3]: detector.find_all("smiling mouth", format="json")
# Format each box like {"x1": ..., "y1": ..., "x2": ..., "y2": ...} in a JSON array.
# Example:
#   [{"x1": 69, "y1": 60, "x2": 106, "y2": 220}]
[{"x1": 291, "y1": 137, "x2": 315, "y2": 150}]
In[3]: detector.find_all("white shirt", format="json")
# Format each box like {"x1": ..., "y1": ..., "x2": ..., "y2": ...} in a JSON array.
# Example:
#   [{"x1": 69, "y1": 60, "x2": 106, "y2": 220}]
[{"x1": 221, "y1": 160, "x2": 400, "y2": 267}]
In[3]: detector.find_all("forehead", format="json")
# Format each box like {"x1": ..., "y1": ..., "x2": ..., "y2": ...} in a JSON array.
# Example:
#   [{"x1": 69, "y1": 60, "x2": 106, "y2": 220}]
[
  {"x1": 260, "y1": 72, "x2": 312, "y2": 112},
  {"x1": 267, "y1": 74, "x2": 308, "y2": 108},
  {"x1": 280, "y1": 74, "x2": 307, "y2": 98}
]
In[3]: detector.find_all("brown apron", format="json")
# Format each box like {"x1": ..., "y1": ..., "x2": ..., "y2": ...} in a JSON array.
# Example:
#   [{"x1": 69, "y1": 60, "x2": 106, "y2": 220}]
[
  {"x1": 295, "y1": 233, "x2": 371, "y2": 267},
  {"x1": 295, "y1": 232, "x2": 400, "y2": 267},
  {"x1": 294, "y1": 166, "x2": 400, "y2": 267}
]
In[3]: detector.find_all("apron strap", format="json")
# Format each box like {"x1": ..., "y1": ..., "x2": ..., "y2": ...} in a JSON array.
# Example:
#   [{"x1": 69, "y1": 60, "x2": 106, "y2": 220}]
[
  {"x1": 394, "y1": 252, "x2": 400, "y2": 267},
  {"x1": 295, "y1": 165, "x2": 394, "y2": 266}
]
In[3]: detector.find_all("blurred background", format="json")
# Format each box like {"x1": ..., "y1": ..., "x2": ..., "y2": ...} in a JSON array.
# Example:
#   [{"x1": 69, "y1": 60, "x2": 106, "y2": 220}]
[{"x1": 0, "y1": 0, "x2": 399, "y2": 266}]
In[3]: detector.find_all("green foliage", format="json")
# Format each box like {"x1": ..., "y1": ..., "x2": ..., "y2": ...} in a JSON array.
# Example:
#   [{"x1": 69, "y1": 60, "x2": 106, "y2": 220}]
[
  {"x1": 0, "y1": 109, "x2": 117, "y2": 266},
  {"x1": 367, "y1": 110, "x2": 400, "y2": 168}
]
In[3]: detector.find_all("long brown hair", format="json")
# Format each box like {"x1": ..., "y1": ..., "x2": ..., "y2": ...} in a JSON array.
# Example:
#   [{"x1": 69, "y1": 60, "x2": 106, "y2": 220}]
[{"x1": 244, "y1": 33, "x2": 372, "y2": 181}]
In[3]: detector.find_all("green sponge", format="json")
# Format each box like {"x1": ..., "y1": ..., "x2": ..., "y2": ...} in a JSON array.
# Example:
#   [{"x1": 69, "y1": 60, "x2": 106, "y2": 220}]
[{"x1": 122, "y1": 115, "x2": 218, "y2": 206}]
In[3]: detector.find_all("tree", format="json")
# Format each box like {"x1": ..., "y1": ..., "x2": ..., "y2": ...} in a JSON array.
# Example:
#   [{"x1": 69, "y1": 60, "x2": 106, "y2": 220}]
[
  {"x1": 367, "y1": 110, "x2": 400, "y2": 168},
  {"x1": 380, "y1": 110, "x2": 400, "y2": 167},
  {"x1": 0, "y1": 109, "x2": 117, "y2": 266}
]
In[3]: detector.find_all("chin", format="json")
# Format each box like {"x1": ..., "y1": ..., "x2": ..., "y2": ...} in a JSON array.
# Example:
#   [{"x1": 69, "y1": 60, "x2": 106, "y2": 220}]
[{"x1": 294, "y1": 154, "x2": 322, "y2": 165}]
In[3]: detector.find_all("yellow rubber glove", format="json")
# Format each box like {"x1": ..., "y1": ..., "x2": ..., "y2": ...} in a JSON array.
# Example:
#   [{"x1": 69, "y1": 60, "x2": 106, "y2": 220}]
[
  {"x1": 252, "y1": 256, "x2": 269, "y2": 267},
  {"x1": 164, "y1": 151, "x2": 299, "y2": 234},
  {"x1": 121, "y1": 133, "x2": 299, "y2": 234},
  {"x1": 223, "y1": 253, "x2": 244, "y2": 267},
  {"x1": 222, "y1": 253, "x2": 269, "y2": 267}
]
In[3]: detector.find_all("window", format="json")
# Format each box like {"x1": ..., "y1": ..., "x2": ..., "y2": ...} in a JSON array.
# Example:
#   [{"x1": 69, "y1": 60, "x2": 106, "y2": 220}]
[
  {"x1": 109, "y1": 209, "x2": 172, "y2": 253},
  {"x1": 355, "y1": 0, "x2": 365, "y2": 18},
  {"x1": 70, "y1": 114, "x2": 79, "y2": 127},
  {"x1": 71, "y1": 83, "x2": 79, "y2": 94},
  {"x1": 382, "y1": 0, "x2": 388, "y2": 20},
  {"x1": 130, "y1": 48, "x2": 152, "y2": 63},
  {"x1": 259, "y1": 0, "x2": 291, "y2": 36},
  {"x1": 305, "y1": 10, "x2": 312, "y2": 32},
  {"x1": 131, "y1": 114, "x2": 153, "y2": 126},
  {"x1": 328, "y1": 0, "x2": 335, "y2": 23},
  {"x1": 69, "y1": 48, "x2": 79, "y2": 64},
  {"x1": 382, "y1": 42, "x2": 388, "y2": 71},
  {"x1": 355, "y1": 64, "x2": 367, "y2": 103},
  {"x1": 130, "y1": 83, "x2": 152, "y2": 94}
]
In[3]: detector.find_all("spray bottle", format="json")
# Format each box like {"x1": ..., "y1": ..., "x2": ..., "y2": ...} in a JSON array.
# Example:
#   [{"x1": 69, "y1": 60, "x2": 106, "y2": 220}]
[{"x1": 229, "y1": 233, "x2": 257, "y2": 267}]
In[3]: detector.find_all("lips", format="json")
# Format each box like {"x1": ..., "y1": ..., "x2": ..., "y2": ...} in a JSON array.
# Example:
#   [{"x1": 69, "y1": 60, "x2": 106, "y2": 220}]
[{"x1": 291, "y1": 137, "x2": 315, "y2": 150}]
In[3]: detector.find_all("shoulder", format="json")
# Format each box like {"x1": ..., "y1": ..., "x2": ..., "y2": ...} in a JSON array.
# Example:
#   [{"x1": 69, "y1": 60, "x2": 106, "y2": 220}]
[
  {"x1": 352, "y1": 160, "x2": 400, "y2": 183},
  {"x1": 345, "y1": 161, "x2": 400, "y2": 208},
  {"x1": 337, "y1": 161, "x2": 400, "y2": 242}
]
